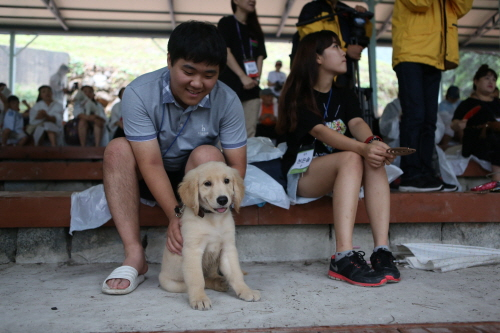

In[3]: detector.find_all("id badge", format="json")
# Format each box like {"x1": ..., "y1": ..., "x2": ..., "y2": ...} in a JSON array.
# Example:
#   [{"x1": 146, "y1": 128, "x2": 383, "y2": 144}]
[
  {"x1": 244, "y1": 60, "x2": 259, "y2": 78},
  {"x1": 289, "y1": 144, "x2": 315, "y2": 175}
]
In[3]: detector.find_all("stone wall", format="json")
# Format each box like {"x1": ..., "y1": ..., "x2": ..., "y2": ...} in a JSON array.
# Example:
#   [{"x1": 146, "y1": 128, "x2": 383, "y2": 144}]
[
  {"x1": 0, "y1": 45, "x2": 69, "y2": 86},
  {"x1": 1, "y1": 223, "x2": 499, "y2": 265}
]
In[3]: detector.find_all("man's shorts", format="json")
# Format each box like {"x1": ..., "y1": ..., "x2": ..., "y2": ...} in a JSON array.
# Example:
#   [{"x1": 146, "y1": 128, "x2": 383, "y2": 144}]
[{"x1": 138, "y1": 169, "x2": 185, "y2": 202}]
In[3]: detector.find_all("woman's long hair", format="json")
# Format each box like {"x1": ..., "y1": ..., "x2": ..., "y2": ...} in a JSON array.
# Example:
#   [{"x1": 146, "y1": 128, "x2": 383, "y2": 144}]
[
  {"x1": 36, "y1": 85, "x2": 52, "y2": 103},
  {"x1": 276, "y1": 30, "x2": 340, "y2": 135},
  {"x1": 473, "y1": 64, "x2": 498, "y2": 91},
  {"x1": 231, "y1": 0, "x2": 264, "y2": 40}
]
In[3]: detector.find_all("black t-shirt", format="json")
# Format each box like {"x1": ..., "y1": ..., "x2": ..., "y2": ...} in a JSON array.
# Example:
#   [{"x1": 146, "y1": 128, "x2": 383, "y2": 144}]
[
  {"x1": 453, "y1": 97, "x2": 500, "y2": 161},
  {"x1": 453, "y1": 97, "x2": 500, "y2": 126},
  {"x1": 282, "y1": 86, "x2": 363, "y2": 174},
  {"x1": 217, "y1": 15, "x2": 267, "y2": 102}
]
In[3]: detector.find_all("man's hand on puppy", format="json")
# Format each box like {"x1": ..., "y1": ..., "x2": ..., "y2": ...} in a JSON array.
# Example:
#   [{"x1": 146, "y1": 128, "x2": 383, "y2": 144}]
[{"x1": 167, "y1": 217, "x2": 183, "y2": 255}]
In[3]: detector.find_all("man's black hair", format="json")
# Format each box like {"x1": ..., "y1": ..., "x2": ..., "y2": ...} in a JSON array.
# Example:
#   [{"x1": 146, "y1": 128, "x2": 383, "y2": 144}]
[
  {"x1": 7, "y1": 95, "x2": 19, "y2": 103},
  {"x1": 168, "y1": 21, "x2": 227, "y2": 72}
]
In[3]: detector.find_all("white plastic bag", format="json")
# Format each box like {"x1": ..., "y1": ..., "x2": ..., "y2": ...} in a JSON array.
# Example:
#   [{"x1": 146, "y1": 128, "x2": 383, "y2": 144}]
[
  {"x1": 70, "y1": 184, "x2": 112, "y2": 235},
  {"x1": 241, "y1": 164, "x2": 290, "y2": 209},
  {"x1": 247, "y1": 137, "x2": 286, "y2": 163}
]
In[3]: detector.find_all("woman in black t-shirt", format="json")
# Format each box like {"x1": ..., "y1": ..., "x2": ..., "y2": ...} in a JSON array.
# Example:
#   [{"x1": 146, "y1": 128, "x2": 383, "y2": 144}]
[
  {"x1": 218, "y1": 0, "x2": 267, "y2": 138},
  {"x1": 452, "y1": 64, "x2": 500, "y2": 182},
  {"x1": 276, "y1": 30, "x2": 399, "y2": 287}
]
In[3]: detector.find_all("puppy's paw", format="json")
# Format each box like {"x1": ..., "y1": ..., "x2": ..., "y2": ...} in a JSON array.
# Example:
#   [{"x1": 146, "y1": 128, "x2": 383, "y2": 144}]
[
  {"x1": 237, "y1": 288, "x2": 261, "y2": 302},
  {"x1": 206, "y1": 276, "x2": 229, "y2": 292},
  {"x1": 189, "y1": 295, "x2": 212, "y2": 311}
]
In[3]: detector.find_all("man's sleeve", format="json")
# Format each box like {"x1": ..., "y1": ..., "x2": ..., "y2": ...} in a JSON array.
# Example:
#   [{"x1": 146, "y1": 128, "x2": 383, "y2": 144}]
[
  {"x1": 219, "y1": 95, "x2": 247, "y2": 150},
  {"x1": 122, "y1": 86, "x2": 157, "y2": 142}
]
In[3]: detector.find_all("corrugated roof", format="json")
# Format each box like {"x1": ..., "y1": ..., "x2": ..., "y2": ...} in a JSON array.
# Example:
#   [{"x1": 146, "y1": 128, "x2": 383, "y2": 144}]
[{"x1": 0, "y1": 0, "x2": 498, "y2": 50}]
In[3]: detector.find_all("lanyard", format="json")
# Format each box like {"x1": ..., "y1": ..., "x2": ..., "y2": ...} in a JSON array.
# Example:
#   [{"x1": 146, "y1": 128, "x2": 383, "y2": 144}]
[
  {"x1": 322, "y1": 88, "x2": 333, "y2": 119},
  {"x1": 158, "y1": 103, "x2": 192, "y2": 158},
  {"x1": 234, "y1": 16, "x2": 253, "y2": 59}
]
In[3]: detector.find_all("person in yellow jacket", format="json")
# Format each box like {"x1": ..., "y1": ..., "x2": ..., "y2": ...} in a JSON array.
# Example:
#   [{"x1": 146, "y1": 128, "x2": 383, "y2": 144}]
[
  {"x1": 295, "y1": 0, "x2": 373, "y2": 88},
  {"x1": 392, "y1": 0, "x2": 473, "y2": 192}
]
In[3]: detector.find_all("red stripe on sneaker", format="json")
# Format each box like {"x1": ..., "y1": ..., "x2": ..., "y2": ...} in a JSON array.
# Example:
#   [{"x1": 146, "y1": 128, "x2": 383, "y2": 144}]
[
  {"x1": 328, "y1": 270, "x2": 388, "y2": 287},
  {"x1": 386, "y1": 275, "x2": 401, "y2": 283}
]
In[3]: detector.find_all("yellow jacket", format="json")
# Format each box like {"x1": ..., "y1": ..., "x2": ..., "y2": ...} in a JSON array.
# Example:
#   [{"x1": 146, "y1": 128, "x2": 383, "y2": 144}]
[{"x1": 392, "y1": 0, "x2": 473, "y2": 70}]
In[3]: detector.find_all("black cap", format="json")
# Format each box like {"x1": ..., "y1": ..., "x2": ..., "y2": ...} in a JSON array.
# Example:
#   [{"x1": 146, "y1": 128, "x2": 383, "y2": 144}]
[{"x1": 446, "y1": 86, "x2": 460, "y2": 99}]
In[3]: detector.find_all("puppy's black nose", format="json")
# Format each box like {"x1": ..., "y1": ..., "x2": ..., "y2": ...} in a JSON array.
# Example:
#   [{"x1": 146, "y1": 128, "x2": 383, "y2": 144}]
[{"x1": 217, "y1": 196, "x2": 228, "y2": 206}]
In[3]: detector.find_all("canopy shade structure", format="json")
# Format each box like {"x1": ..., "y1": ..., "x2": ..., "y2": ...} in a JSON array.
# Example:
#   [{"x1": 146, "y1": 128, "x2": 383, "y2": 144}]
[{"x1": 0, "y1": 0, "x2": 498, "y2": 50}]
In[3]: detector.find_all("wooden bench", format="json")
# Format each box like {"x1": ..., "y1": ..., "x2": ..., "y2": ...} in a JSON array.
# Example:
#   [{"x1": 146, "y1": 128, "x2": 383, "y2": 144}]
[
  {"x1": 0, "y1": 146, "x2": 105, "y2": 181},
  {"x1": 0, "y1": 146, "x2": 492, "y2": 181},
  {"x1": 1, "y1": 147, "x2": 497, "y2": 230},
  {"x1": 1, "y1": 191, "x2": 498, "y2": 229}
]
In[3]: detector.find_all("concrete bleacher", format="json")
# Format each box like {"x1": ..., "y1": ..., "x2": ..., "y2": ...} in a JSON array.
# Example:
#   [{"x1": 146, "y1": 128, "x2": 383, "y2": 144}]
[{"x1": 0, "y1": 146, "x2": 499, "y2": 265}]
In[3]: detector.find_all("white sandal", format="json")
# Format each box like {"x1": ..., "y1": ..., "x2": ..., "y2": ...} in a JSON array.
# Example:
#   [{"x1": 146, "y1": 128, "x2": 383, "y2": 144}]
[{"x1": 101, "y1": 266, "x2": 145, "y2": 295}]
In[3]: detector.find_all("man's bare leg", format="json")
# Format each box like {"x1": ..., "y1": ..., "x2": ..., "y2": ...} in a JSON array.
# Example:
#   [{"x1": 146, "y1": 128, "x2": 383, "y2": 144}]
[{"x1": 103, "y1": 137, "x2": 148, "y2": 289}]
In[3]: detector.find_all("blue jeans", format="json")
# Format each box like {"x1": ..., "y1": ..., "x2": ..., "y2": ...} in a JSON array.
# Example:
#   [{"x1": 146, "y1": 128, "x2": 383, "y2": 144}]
[{"x1": 395, "y1": 62, "x2": 441, "y2": 180}]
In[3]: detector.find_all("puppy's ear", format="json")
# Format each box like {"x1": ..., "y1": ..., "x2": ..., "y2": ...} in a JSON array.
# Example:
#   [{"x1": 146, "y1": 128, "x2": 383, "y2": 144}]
[
  {"x1": 231, "y1": 167, "x2": 245, "y2": 213},
  {"x1": 178, "y1": 170, "x2": 199, "y2": 214}
]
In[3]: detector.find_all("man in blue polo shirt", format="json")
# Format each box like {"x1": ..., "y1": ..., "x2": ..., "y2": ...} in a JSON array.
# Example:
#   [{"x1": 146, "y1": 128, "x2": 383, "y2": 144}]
[{"x1": 102, "y1": 21, "x2": 247, "y2": 295}]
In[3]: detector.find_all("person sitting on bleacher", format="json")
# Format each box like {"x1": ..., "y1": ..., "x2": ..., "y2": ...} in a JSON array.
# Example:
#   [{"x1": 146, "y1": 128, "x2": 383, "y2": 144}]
[
  {"x1": 1, "y1": 95, "x2": 29, "y2": 146},
  {"x1": 255, "y1": 88, "x2": 279, "y2": 144},
  {"x1": 452, "y1": 64, "x2": 500, "y2": 182},
  {"x1": 101, "y1": 21, "x2": 247, "y2": 295},
  {"x1": 438, "y1": 86, "x2": 461, "y2": 151},
  {"x1": 107, "y1": 87, "x2": 126, "y2": 139},
  {"x1": 27, "y1": 85, "x2": 64, "y2": 147},
  {"x1": 73, "y1": 85, "x2": 107, "y2": 147}
]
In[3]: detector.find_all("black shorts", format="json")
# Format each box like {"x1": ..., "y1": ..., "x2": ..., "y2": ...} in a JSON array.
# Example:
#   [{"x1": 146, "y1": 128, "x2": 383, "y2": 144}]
[{"x1": 139, "y1": 169, "x2": 185, "y2": 202}]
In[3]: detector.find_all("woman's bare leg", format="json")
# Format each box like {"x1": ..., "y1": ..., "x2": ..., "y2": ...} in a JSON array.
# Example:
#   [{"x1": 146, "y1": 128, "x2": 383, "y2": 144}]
[
  {"x1": 362, "y1": 160, "x2": 390, "y2": 247},
  {"x1": 298, "y1": 152, "x2": 363, "y2": 252}
]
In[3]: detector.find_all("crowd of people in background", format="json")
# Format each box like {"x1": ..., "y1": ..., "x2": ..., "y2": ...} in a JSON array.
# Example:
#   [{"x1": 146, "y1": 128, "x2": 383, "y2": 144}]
[{"x1": 0, "y1": 81, "x2": 125, "y2": 147}]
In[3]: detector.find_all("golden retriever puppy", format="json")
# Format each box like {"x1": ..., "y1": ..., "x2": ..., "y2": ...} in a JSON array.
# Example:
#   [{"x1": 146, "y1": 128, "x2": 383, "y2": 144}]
[{"x1": 159, "y1": 161, "x2": 261, "y2": 310}]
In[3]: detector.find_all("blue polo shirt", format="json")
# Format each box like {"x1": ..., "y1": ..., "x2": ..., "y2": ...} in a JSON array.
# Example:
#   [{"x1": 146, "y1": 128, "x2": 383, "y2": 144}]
[{"x1": 122, "y1": 67, "x2": 247, "y2": 171}]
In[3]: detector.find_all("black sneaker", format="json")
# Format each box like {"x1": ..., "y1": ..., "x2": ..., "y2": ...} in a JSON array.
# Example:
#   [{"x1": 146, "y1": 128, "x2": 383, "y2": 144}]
[
  {"x1": 370, "y1": 248, "x2": 401, "y2": 283},
  {"x1": 399, "y1": 176, "x2": 443, "y2": 192},
  {"x1": 439, "y1": 180, "x2": 458, "y2": 192},
  {"x1": 328, "y1": 251, "x2": 388, "y2": 287}
]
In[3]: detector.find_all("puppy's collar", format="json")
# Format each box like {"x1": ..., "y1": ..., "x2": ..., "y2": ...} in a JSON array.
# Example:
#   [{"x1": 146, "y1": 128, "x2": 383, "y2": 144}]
[{"x1": 175, "y1": 204, "x2": 213, "y2": 218}]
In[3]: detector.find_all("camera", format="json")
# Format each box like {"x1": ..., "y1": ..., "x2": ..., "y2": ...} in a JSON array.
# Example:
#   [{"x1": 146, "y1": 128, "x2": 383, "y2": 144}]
[
  {"x1": 336, "y1": 3, "x2": 374, "y2": 48},
  {"x1": 274, "y1": 81, "x2": 284, "y2": 92}
]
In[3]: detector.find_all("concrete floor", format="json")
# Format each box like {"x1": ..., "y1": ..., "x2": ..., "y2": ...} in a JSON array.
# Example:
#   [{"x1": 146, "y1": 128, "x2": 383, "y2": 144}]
[{"x1": 1, "y1": 261, "x2": 499, "y2": 333}]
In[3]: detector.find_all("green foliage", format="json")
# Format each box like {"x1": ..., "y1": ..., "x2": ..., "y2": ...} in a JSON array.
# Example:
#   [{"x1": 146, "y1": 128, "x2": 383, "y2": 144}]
[
  {"x1": 11, "y1": 83, "x2": 39, "y2": 109},
  {"x1": 69, "y1": 58, "x2": 85, "y2": 76},
  {"x1": 442, "y1": 51, "x2": 500, "y2": 98}
]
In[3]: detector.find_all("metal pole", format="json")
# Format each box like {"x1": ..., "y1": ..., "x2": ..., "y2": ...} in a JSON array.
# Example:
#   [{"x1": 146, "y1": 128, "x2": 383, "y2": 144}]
[
  {"x1": 367, "y1": 0, "x2": 378, "y2": 115},
  {"x1": 8, "y1": 31, "x2": 16, "y2": 93}
]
